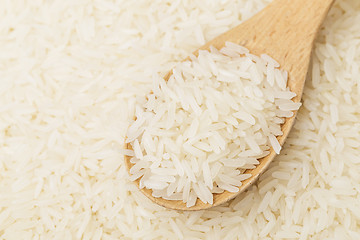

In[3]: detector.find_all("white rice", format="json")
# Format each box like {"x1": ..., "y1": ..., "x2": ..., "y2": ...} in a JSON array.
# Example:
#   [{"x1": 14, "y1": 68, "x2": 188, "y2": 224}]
[
  {"x1": 126, "y1": 43, "x2": 300, "y2": 206},
  {"x1": 1, "y1": 0, "x2": 360, "y2": 239}
]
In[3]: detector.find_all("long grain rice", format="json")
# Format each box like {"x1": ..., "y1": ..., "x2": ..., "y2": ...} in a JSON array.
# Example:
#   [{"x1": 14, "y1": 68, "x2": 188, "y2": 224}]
[{"x1": 1, "y1": 0, "x2": 360, "y2": 239}]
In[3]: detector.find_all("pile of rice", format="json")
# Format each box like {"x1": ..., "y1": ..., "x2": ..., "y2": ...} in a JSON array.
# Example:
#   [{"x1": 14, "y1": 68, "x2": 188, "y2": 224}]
[
  {"x1": 1, "y1": 0, "x2": 360, "y2": 239},
  {"x1": 126, "y1": 43, "x2": 300, "y2": 207}
]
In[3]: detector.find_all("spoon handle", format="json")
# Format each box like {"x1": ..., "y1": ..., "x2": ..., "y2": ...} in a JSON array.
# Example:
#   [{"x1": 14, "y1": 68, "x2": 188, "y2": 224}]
[
  {"x1": 199, "y1": 0, "x2": 335, "y2": 93},
  {"x1": 238, "y1": 0, "x2": 336, "y2": 98},
  {"x1": 255, "y1": 0, "x2": 335, "y2": 42}
]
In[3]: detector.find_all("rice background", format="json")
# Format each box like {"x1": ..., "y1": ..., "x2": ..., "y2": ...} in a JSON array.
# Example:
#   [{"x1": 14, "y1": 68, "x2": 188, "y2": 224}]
[{"x1": 0, "y1": 0, "x2": 360, "y2": 239}]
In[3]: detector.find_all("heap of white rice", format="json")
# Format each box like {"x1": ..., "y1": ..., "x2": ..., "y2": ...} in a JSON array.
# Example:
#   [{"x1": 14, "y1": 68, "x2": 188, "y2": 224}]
[
  {"x1": 126, "y1": 42, "x2": 300, "y2": 206},
  {"x1": 1, "y1": 0, "x2": 360, "y2": 239}
]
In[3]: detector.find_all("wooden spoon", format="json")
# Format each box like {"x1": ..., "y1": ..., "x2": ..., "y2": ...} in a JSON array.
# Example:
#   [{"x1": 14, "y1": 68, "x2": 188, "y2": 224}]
[{"x1": 125, "y1": 0, "x2": 335, "y2": 210}]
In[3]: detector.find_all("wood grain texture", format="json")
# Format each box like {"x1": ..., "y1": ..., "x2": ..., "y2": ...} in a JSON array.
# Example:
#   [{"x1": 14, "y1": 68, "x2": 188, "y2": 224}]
[{"x1": 125, "y1": 0, "x2": 335, "y2": 210}]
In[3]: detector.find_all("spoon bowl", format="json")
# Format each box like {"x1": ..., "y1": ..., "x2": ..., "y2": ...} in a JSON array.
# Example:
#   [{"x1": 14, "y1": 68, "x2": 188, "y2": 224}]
[{"x1": 125, "y1": 0, "x2": 335, "y2": 210}]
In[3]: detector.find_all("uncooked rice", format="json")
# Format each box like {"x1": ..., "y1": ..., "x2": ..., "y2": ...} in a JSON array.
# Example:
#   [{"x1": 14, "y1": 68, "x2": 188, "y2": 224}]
[
  {"x1": 126, "y1": 43, "x2": 300, "y2": 206},
  {"x1": 1, "y1": 0, "x2": 360, "y2": 239}
]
